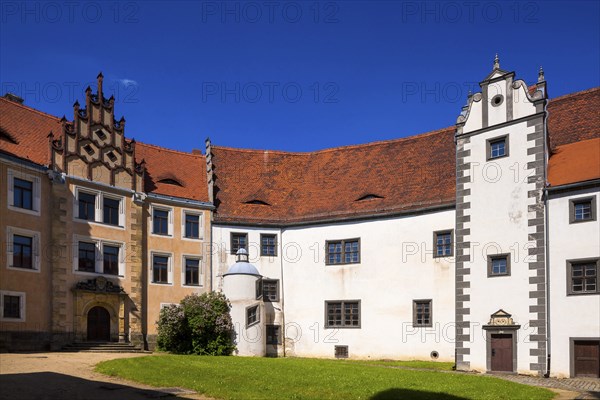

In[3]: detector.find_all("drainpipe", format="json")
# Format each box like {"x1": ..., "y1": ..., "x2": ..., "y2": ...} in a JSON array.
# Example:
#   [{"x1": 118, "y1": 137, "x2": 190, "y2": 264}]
[
  {"x1": 279, "y1": 227, "x2": 286, "y2": 357},
  {"x1": 209, "y1": 211, "x2": 214, "y2": 291},
  {"x1": 543, "y1": 99, "x2": 551, "y2": 378}
]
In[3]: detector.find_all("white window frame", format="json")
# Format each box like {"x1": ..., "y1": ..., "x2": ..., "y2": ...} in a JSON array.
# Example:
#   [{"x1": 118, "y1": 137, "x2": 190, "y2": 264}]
[
  {"x1": 73, "y1": 235, "x2": 125, "y2": 277},
  {"x1": 150, "y1": 251, "x2": 173, "y2": 285},
  {"x1": 0, "y1": 290, "x2": 26, "y2": 322},
  {"x1": 181, "y1": 255, "x2": 203, "y2": 287},
  {"x1": 151, "y1": 205, "x2": 174, "y2": 237},
  {"x1": 181, "y1": 209, "x2": 203, "y2": 241},
  {"x1": 7, "y1": 168, "x2": 41, "y2": 216},
  {"x1": 73, "y1": 186, "x2": 125, "y2": 229},
  {"x1": 6, "y1": 226, "x2": 41, "y2": 273}
]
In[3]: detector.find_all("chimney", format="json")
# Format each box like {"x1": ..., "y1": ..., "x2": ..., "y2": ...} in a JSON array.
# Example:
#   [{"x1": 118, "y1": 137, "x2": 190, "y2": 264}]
[{"x1": 3, "y1": 93, "x2": 24, "y2": 104}]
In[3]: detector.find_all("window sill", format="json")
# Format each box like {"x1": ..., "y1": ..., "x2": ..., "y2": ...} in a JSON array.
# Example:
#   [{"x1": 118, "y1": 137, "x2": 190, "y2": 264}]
[
  {"x1": 182, "y1": 284, "x2": 202, "y2": 288},
  {"x1": 569, "y1": 218, "x2": 596, "y2": 224},
  {"x1": 73, "y1": 270, "x2": 125, "y2": 278},
  {"x1": 75, "y1": 218, "x2": 125, "y2": 230},
  {"x1": 0, "y1": 317, "x2": 25, "y2": 322},
  {"x1": 7, "y1": 205, "x2": 40, "y2": 216},
  {"x1": 325, "y1": 262, "x2": 361, "y2": 266},
  {"x1": 7, "y1": 266, "x2": 40, "y2": 274},
  {"x1": 246, "y1": 321, "x2": 260, "y2": 329},
  {"x1": 487, "y1": 154, "x2": 509, "y2": 161},
  {"x1": 150, "y1": 281, "x2": 172, "y2": 286},
  {"x1": 325, "y1": 325, "x2": 361, "y2": 329},
  {"x1": 488, "y1": 274, "x2": 510, "y2": 278},
  {"x1": 413, "y1": 325, "x2": 433, "y2": 328},
  {"x1": 433, "y1": 254, "x2": 453, "y2": 259},
  {"x1": 567, "y1": 292, "x2": 599, "y2": 296}
]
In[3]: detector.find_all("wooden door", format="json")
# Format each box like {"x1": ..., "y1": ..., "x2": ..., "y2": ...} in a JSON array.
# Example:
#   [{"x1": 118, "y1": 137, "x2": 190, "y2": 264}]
[
  {"x1": 491, "y1": 334, "x2": 513, "y2": 372},
  {"x1": 574, "y1": 340, "x2": 600, "y2": 378},
  {"x1": 87, "y1": 306, "x2": 110, "y2": 341}
]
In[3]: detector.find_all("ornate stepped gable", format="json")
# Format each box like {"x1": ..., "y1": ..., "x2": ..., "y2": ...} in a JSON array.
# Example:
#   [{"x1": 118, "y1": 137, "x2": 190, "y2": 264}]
[{"x1": 49, "y1": 73, "x2": 144, "y2": 191}]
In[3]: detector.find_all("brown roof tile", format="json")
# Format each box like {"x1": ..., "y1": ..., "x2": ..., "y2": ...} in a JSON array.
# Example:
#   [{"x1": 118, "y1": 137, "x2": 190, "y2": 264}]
[
  {"x1": 547, "y1": 87, "x2": 600, "y2": 149},
  {"x1": 136, "y1": 142, "x2": 209, "y2": 202},
  {"x1": 548, "y1": 138, "x2": 600, "y2": 187}
]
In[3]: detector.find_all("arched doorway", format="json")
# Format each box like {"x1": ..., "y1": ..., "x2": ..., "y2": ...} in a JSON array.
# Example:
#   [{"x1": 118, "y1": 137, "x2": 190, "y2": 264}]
[{"x1": 87, "y1": 306, "x2": 111, "y2": 341}]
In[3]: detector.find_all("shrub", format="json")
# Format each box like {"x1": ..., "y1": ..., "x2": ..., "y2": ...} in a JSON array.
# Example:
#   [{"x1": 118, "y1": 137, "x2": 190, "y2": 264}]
[{"x1": 157, "y1": 292, "x2": 236, "y2": 355}]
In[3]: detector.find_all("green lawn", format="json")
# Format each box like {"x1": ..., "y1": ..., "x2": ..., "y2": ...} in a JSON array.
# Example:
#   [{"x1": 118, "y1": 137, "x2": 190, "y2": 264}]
[{"x1": 96, "y1": 355, "x2": 555, "y2": 400}]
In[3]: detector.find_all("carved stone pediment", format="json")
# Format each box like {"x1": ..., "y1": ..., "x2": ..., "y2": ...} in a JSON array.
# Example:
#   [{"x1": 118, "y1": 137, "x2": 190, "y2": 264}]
[
  {"x1": 488, "y1": 309, "x2": 514, "y2": 325},
  {"x1": 74, "y1": 277, "x2": 124, "y2": 294}
]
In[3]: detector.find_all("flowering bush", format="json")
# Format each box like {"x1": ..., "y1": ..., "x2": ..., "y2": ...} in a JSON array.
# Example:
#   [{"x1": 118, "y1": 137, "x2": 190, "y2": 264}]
[{"x1": 157, "y1": 292, "x2": 236, "y2": 355}]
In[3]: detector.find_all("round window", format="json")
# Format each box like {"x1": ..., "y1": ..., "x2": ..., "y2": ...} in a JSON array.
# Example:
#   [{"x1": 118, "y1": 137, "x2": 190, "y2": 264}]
[
  {"x1": 491, "y1": 94, "x2": 504, "y2": 107},
  {"x1": 430, "y1": 350, "x2": 439, "y2": 360}
]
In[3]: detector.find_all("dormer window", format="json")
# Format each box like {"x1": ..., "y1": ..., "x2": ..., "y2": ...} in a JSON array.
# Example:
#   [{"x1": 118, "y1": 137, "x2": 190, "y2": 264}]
[
  {"x1": 95, "y1": 129, "x2": 107, "y2": 140},
  {"x1": 107, "y1": 151, "x2": 117, "y2": 162},
  {"x1": 356, "y1": 194, "x2": 384, "y2": 201},
  {"x1": 158, "y1": 178, "x2": 183, "y2": 187},
  {"x1": 245, "y1": 199, "x2": 271, "y2": 206},
  {"x1": 487, "y1": 135, "x2": 509, "y2": 160}
]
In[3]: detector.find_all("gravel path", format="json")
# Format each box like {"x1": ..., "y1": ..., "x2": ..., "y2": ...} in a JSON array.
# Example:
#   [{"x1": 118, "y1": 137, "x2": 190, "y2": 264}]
[{"x1": 0, "y1": 352, "x2": 210, "y2": 400}]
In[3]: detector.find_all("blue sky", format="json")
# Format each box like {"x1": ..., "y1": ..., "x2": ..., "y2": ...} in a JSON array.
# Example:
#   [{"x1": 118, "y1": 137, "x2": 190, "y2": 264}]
[{"x1": 1, "y1": 1, "x2": 598, "y2": 152}]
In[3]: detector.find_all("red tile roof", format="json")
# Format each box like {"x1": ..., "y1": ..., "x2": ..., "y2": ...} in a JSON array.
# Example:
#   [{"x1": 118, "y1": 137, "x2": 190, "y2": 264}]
[
  {"x1": 548, "y1": 138, "x2": 600, "y2": 187},
  {"x1": 136, "y1": 142, "x2": 209, "y2": 202},
  {"x1": 210, "y1": 127, "x2": 456, "y2": 224},
  {"x1": 0, "y1": 96, "x2": 209, "y2": 202},
  {"x1": 547, "y1": 87, "x2": 600, "y2": 149},
  {"x1": 0, "y1": 97, "x2": 63, "y2": 165}
]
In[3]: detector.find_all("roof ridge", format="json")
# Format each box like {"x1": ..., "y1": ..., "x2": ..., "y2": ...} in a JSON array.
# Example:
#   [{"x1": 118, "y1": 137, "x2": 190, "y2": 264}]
[
  {"x1": 136, "y1": 141, "x2": 205, "y2": 158},
  {"x1": 0, "y1": 96, "x2": 63, "y2": 122},
  {"x1": 549, "y1": 86, "x2": 600, "y2": 103},
  {"x1": 211, "y1": 126, "x2": 454, "y2": 155}
]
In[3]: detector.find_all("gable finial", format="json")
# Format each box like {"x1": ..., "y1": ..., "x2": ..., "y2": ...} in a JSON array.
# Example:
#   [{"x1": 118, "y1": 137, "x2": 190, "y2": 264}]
[
  {"x1": 493, "y1": 53, "x2": 500, "y2": 70},
  {"x1": 538, "y1": 65, "x2": 545, "y2": 82}
]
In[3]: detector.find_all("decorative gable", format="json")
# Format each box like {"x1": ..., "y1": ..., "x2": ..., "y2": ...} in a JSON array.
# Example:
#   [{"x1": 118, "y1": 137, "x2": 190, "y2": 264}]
[{"x1": 49, "y1": 73, "x2": 143, "y2": 191}]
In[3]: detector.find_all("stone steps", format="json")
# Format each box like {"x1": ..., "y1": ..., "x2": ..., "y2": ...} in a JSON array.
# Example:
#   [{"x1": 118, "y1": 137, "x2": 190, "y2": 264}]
[{"x1": 61, "y1": 342, "x2": 148, "y2": 353}]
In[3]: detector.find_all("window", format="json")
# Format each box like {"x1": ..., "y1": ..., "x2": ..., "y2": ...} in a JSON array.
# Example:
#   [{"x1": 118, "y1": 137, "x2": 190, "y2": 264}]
[
  {"x1": 261, "y1": 234, "x2": 277, "y2": 256},
  {"x1": 103, "y1": 197, "x2": 120, "y2": 226},
  {"x1": 567, "y1": 259, "x2": 599, "y2": 295},
  {"x1": 326, "y1": 239, "x2": 360, "y2": 265},
  {"x1": 14, "y1": 178, "x2": 33, "y2": 210},
  {"x1": 6, "y1": 227, "x2": 40, "y2": 272},
  {"x1": 78, "y1": 192, "x2": 96, "y2": 221},
  {"x1": 0, "y1": 291, "x2": 25, "y2": 321},
  {"x1": 487, "y1": 135, "x2": 509, "y2": 160},
  {"x1": 103, "y1": 245, "x2": 119, "y2": 275},
  {"x1": 153, "y1": 208, "x2": 170, "y2": 235},
  {"x1": 325, "y1": 300, "x2": 360, "y2": 328},
  {"x1": 231, "y1": 232, "x2": 248, "y2": 254},
  {"x1": 488, "y1": 254, "x2": 511, "y2": 277},
  {"x1": 184, "y1": 257, "x2": 201, "y2": 286},
  {"x1": 413, "y1": 300, "x2": 432, "y2": 327},
  {"x1": 570, "y1": 196, "x2": 596, "y2": 223},
  {"x1": 153, "y1": 255, "x2": 170, "y2": 284},
  {"x1": 12, "y1": 235, "x2": 33, "y2": 269},
  {"x1": 78, "y1": 242, "x2": 97, "y2": 272},
  {"x1": 184, "y1": 213, "x2": 200, "y2": 239},
  {"x1": 262, "y1": 279, "x2": 279, "y2": 302},
  {"x1": 335, "y1": 345, "x2": 349, "y2": 358},
  {"x1": 434, "y1": 230, "x2": 453, "y2": 257},
  {"x1": 246, "y1": 305, "x2": 259, "y2": 327},
  {"x1": 266, "y1": 325, "x2": 281, "y2": 345},
  {"x1": 7, "y1": 169, "x2": 41, "y2": 215}
]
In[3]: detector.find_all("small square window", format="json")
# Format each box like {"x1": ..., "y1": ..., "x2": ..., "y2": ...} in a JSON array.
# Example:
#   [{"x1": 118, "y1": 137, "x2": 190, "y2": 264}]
[
  {"x1": 246, "y1": 305, "x2": 259, "y2": 327},
  {"x1": 486, "y1": 135, "x2": 509, "y2": 160},
  {"x1": 185, "y1": 214, "x2": 200, "y2": 239},
  {"x1": 261, "y1": 234, "x2": 277, "y2": 256},
  {"x1": 78, "y1": 192, "x2": 96, "y2": 221},
  {"x1": 567, "y1": 259, "x2": 599, "y2": 295},
  {"x1": 266, "y1": 325, "x2": 281, "y2": 345},
  {"x1": 231, "y1": 232, "x2": 248, "y2": 254},
  {"x1": 488, "y1": 254, "x2": 511, "y2": 277},
  {"x1": 325, "y1": 300, "x2": 360, "y2": 328},
  {"x1": 261, "y1": 279, "x2": 279, "y2": 302},
  {"x1": 569, "y1": 196, "x2": 596, "y2": 224},
  {"x1": 153, "y1": 209, "x2": 170, "y2": 235},
  {"x1": 433, "y1": 230, "x2": 453, "y2": 257},
  {"x1": 326, "y1": 239, "x2": 360, "y2": 265},
  {"x1": 3, "y1": 295, "x2": 21, "y2": 319},
  {"x1": 335, "y1": 345, "x2": 349, "y2": 359},
  {"x1": 78, "y1": 242, "x2": 97, "y2": 272},
  {"x1": 413, "y1": 300, "x2": 432, "y2": 327},
  {"x1": 153, "y1": 255, "x2": 170, "y2": 284}
]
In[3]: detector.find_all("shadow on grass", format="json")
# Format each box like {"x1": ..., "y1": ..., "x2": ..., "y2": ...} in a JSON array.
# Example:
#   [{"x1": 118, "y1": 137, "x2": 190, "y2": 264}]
[
  {"x1": 0, "y1": 372, "x2": 193, "y2": 400},
  {"x1": 370, "y1": 388, "x2": 469, "y2": 400}
]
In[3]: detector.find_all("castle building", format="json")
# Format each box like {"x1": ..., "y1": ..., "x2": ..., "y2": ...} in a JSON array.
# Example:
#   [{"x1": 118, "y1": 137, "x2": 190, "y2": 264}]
[{"x1": 1, "y1": 60, "x2": 598, "y2": 378}]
